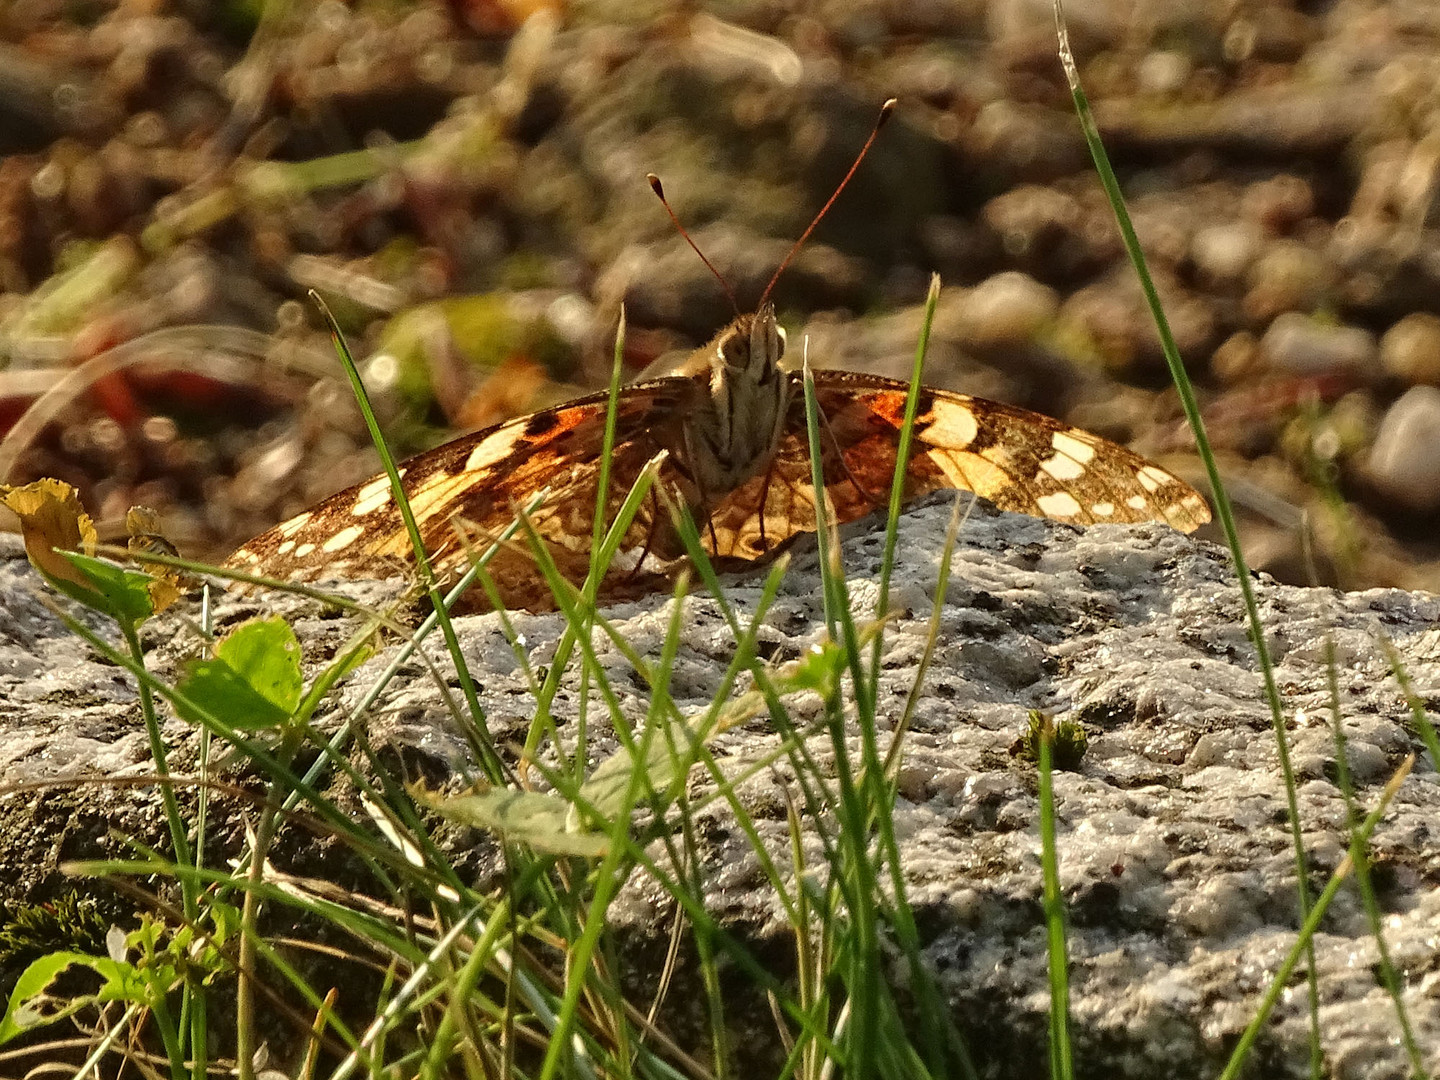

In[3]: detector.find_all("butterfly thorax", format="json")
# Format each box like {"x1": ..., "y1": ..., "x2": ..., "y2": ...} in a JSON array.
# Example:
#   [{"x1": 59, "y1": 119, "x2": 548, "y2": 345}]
[{"x1": 675, "y1": 304, "x2": 791, "y2": 507}]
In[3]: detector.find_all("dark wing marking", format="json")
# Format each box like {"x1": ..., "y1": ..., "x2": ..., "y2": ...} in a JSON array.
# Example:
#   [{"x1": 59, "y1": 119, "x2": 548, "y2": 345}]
[
  {"x1": 227, "y1": 379, "x2": 702, "y2": 611},
  {"x1": 702, "y1": 370, "x2": 1210, "y2": 559}
]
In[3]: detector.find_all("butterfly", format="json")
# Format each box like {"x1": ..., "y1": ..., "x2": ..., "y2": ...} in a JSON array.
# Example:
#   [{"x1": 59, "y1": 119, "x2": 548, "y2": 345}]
[
  {"x1": 226, "y1": 101, "x2": 1210, "y2": 611},
  {"x1": 226, "y1": 301, "x2": 1210, "y2": 611}
]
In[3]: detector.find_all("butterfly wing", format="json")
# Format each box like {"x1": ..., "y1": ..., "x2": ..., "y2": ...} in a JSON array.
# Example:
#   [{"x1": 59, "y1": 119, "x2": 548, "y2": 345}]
[
  {"x1": 227, "y1": 380, "x2": 701, "y2": 610},
  {"x1": 702, "y1": 370, "x2": 1210, "y2": 559}
]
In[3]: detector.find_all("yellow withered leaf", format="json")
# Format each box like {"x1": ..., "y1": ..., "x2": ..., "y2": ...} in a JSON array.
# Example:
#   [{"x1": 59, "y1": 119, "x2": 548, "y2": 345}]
[{"x1": 0, "y1": 478, "x2": 99, "y2": 591}]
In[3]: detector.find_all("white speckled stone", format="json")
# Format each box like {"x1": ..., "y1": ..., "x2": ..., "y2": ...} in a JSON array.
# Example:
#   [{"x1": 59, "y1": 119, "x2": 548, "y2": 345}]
[{"x1": 5, "y1": 498, "x2": 1440, "y2": 1079}]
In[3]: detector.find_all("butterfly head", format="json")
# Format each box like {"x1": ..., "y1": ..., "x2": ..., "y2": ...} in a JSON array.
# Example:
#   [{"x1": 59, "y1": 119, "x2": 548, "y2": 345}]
[{"x1": 713, "y1": 303, "x2": 786, "y2": 383}]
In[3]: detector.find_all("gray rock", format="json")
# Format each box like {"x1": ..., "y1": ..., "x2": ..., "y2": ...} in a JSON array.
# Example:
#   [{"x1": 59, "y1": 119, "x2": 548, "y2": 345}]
[
  {"x1": 2, "y1": 502, "x2": 1440, "y2": 1078},
  {"x1": 1261, "y1": 312, "x2": 1378, "y2": 377},
  {"x1": 1364, "y1": 384, "x2": 1440, "y2": 512}
]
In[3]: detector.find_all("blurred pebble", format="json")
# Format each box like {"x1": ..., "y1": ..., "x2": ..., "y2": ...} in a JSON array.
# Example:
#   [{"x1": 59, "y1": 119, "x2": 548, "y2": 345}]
[
  {"x1": 1261, "y1": 312, "x2": 1375, "y2": 377},
  {"x1": 1241, "y1": 175, "x2": 1315, "y2": 233},
  {"x1": 1364, "y1": 386, "x2": 1440, "y2": 513},
  {"x1": 1059, "y1": 272, "x2": 1216, "y2": 374},
  {"x1": 1210, "y1": 330, "x2": 1261, "y2": 383},
  {"x1": 1379, "y1": 312, "x2": 1440, "y2": 385},
  {"x1": 1136, "y1": 50, "x2": 1193, "y2": 96},
  {"x1": 1244, "y1": 240, "x2": 1334, "y2": 320},
  {"x1": 949, "y1": 271, "x2": 1058, "y2": 347},
  {"x1": 1192, "y1": 222, "x2": 1263, "y2": 286}
]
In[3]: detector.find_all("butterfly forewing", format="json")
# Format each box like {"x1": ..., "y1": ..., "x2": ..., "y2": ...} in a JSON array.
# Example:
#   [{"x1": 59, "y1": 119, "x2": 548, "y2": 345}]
[
  {"x1": 227, "y1": 380, "x2": 700, "y2": 608},
  {"x1": 700, "y1": 370, "x2": 1209, "y2": 561}
]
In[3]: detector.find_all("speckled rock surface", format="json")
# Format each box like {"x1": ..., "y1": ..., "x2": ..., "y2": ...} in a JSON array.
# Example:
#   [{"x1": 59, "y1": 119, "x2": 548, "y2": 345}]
[{"x1": 1, "y1": 503, "x2": 1439, "y2": 1078}]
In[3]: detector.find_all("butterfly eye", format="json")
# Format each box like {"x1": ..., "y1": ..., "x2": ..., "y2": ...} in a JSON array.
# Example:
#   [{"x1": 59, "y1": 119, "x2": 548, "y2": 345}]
[{"x1": 719, "y1": 337, "x2": 745, "y2": 368}]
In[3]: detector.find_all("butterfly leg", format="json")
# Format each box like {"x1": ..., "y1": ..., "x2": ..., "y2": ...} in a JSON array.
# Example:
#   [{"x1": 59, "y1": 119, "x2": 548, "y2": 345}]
[
  {"x1": 755, "y1": 464, "x2": 775, "y2": 549},
  {"x1": 628, "y1": 487, "x2": 665, "y2": 579}
]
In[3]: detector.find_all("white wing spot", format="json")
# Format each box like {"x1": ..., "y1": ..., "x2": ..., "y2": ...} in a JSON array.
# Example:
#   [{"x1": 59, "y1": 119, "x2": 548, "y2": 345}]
[
  {"x1": 1039, "y1": 453, "x2": 1087, "y2": 482},
  {"x1": 293, "y1": 542, "x2": 317, "y2": 557},
  {"x1": 277, "y1": 512, "x2": 312, "y2": 538},
  {"x1": 351, "y1": 473, "x2": 399, "y2": 517},
  {"x1": 922, "y1": 401, "x2": 979, "y2": 449},
  {"x1": 464, "y1": 426, "x2": 526, "y2": 473},
  {"x1": 1036, "y1": 491, "x2": 1083, "y2": 518},
  {"x1": 1137, "y1": 465, "x2": 1171, "y2": 493},
  {"x1": 322, "y1": 524, "x2": 366, "y2": 553},
  {"x1": 277, "y1": 540, "x2": 295, "y2": 555},
  {"x1": 1127, "y1": 495, "x2": 1149, "y2": 511},
  {"x1": 1092, "y1": 501, "x2": 1116, "y2": 517},
  {"x1": 1051, "y1": 430, "x2": 1097, "y2": 464}
]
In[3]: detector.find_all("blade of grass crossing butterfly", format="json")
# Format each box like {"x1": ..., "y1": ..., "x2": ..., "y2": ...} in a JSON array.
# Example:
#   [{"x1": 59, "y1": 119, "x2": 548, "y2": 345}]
[
  {"x1": 521, "y1": 450, "x2": 668, "y2": 764},
  {"x1": 869, "y1": 273, "x2": 942, "y2": 708},
  {"x1": 800, "y1": 349, "x2": 887, "y2": 1078},
  {"x1": 799, "y1": 351, "x2": 841, "y2": 640},
  {"x1": 529, "y1": 312, "x2": 649, "y2": 746},
  {"x1": 285, "y1": 488, "x2": 551, "y2": 814},
  {"x1": 309, "y1": 291, "x2": 501, "y2": 782},
  {"x1": 588, "y1": 307, "x2": 629, "y2": 579}
]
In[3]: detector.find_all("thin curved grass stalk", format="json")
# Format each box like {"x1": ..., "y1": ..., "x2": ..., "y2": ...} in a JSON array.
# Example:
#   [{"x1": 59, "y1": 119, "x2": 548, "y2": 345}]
[
  {"x1": 1323, "y1": 640, "x2": 1428, "y2": 1077},
  {"x1": 1054, "y1": 4, "x2": 1322, "y2": 1074},
  {"x1": 0, "y1": 325, "x2": 330, "y2": 483}
]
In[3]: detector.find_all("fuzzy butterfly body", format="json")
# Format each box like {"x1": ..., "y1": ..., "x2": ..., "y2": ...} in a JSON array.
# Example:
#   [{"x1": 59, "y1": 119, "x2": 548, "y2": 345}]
[{"x1": 227, "y1": 306, "x2": 1210, "y2": 611}]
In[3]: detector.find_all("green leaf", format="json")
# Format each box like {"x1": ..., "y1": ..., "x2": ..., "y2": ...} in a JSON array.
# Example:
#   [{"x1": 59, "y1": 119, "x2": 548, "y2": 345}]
[
  {"x1": 176, "y1": 617, "x2": 303, "y2": 731},
  {"x1": 0, "y1": 951, "x2": 154, "y2": 1045},
  {"x1": 414, "y1": 786, "x2": 609, "y2": 858},
  {"x1": 580, "y1": 720, "x2": 705, "y2": 821},
  {"x1": 788, "y1": 639, "x2": 845, "y2": 697},
  {"x1": 61, "y1": 552, "x2": 156, "y2": 624}
]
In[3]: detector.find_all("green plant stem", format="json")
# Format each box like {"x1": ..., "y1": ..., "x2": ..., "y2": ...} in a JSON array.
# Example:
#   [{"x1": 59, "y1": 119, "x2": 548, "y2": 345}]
[
  {"x1": 119, "y1": 619, "x2": 205, "y2": 1079},
  {"x1": 1036, "y1": 713, "x2": 1073, "y2": 1080},
  {"x1": 310, "y1": 291, "x2": 506, "y2": 784},
  {"x1": 236, "y1": 794, "x2": 286, "y2": 1080},
  {"x1": 1217, "y1": 757, "x2": 1412, "y2": 1080},
  {"x1": 1333, "y1": 642, "x2": 1430, "y2": 1078},
  {"x1": 1054, "y1": 7, "x2": 1322, "y2": 1075}
]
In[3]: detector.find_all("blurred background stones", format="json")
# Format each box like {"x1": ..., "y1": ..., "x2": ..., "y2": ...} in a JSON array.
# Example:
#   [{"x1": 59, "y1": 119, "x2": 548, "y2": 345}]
[{"x1": 2, "y1": 0, "x2": 1440, "y2": 593}]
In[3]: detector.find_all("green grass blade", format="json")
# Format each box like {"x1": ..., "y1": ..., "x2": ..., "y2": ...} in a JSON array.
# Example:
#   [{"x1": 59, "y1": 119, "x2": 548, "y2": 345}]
[
  {"x1": 868, "y1": 272, "x2": 941, "y2": 708},
  {"x1": 1324, "y1": 640, "x2": 1429, "y2": 1078},
  {"x1": 1052, "y1": 8, "x2": 1322, "y2": 1074},
  {"x1": 1216, "y1": 756, "x2": 1414, "y2": 1080},
  {"x1": 1035, "y1": 712, "x2": 1073, "y2": 1080},
  {"x1": 309, "y1": 292, "x2": 504, "y2": 783}
]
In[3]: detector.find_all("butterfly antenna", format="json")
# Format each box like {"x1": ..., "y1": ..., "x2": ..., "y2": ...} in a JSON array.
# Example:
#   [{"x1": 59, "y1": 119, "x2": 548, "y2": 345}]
[
  {"x1": 648, "y1": 173, "x2": 740, "y2": 316},
  {"x1": 759, "y1": 97, "x2": 897, "y2": 308}
]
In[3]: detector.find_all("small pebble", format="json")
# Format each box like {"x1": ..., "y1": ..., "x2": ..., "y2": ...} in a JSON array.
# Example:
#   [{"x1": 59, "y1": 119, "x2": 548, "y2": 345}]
[
  {"x1": 1244, "y1": 240, "x2": 1334, "y2": 321},
  {"x1": 1364, "y1": 386, "x2": 1440, "y2": 513},
  {"x1": 1379, "y1": 312, "x2": 1440, "y2": 386},
  {"x1": 1209, "y1": 330, "x2": 1261, "y2": 383},
  {"x1": 1260, "y1": 312, "x2": 1376, "y2": 377},
  {"x1": 1191, "y1": 222, "x2": 1263, "y2": 287},
  {"x1": 951, "y1": 271, "x2": 1059, "y2": 347},
  {"x1": 1241, "y1": 175, "x2": 1315, "y2": 233},
  {"x1": 1136, "y1": 49, "x2": 1192, "y2": 96}
]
